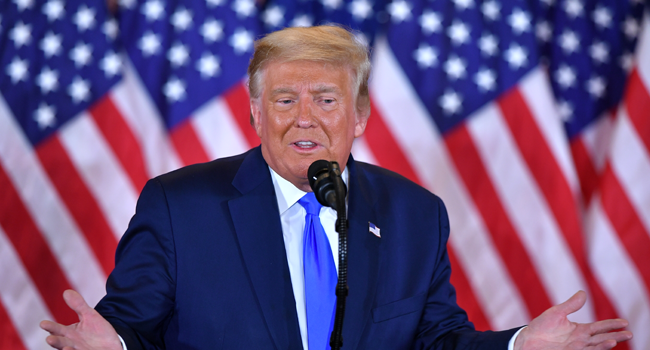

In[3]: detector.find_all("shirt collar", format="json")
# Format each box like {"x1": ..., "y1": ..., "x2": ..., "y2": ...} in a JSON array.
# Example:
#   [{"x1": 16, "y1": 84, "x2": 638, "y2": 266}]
[{"x1": 269, "y1": 165, "x2": 349, "y2": 215}]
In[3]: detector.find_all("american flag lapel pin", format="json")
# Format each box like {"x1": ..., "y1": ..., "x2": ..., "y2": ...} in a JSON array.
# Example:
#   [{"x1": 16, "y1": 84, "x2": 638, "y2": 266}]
[{"x1": 369, "y1": 222, "x2": 380, "y2": 238}]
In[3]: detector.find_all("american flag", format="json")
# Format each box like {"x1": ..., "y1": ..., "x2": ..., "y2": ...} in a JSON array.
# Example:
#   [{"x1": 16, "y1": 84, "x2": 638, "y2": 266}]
[{"x1": 0, "y1": 0, "x2": 648, "y2": 349}]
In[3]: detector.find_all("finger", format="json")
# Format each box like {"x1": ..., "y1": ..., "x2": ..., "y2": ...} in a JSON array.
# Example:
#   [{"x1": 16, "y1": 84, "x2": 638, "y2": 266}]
[
  {"x1": 63, "y1": 289, "x2": 93, "y2": 320},
  {"x1": 588, "y1": 318, "x2": 630, "y2": 334},
  {"x1": 45, "y1": 334, "x2": 76, "y2": 349},
  {"x1": 40, "y1": 320, "x2": 67, "y2": 336},
  {"x1": 589, "y1": 330, "x2": 633, "y2": 345},
  {"x1": 555, "y1": 290, "x2": 587, "y2": 316},
  {"x1": 591, "y1": 339, "x2": 617, "y2": 350}
]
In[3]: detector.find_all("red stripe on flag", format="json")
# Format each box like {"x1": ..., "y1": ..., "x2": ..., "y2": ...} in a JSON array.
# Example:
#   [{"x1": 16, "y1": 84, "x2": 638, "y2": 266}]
[
  {"x1": 570, "y1": 139, "x2": 600, "y2": 205},
  {"x1": 445, "y1": 124, "x2": 552, "y2": 317},
  {"x1": 625, "y1": 69, "x2": 650, "y2": 155},
  {"x1": 448, "y1": 248, "x2": 491, "y2": 331},
  {"x1": 497, "y1": 89, "x2": 620, "y2": 321},
  {"x1": 35, "y1": 136, "x2": 117, "y2": 276},
  {"x1": 223, "y1": 82, "x2": 260, "y2": 148},
  {"x1": 0, "y1": 301, "x2": 27, "y2": 350},
  {"x1": 170, "y1": 119, "x2": 211, "y2": 166},
  {"x1": 89, "y1": 95, "x2": 149, "y2": 193},
  {"x1": 0, "y1": 164, "x2": 76, "y2": 324},
  {"x1": 600, "y1": 163, "x2": 650, "y2": 295},
  {"x1": 363, "y1": 99, "x2": 420, "y2": 184}
]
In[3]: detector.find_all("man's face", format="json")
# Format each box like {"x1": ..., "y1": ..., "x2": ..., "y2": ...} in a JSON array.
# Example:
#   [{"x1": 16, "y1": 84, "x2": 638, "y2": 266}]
[{"x1": 251, "y1": 60, "x2": 369, "y2": 192}]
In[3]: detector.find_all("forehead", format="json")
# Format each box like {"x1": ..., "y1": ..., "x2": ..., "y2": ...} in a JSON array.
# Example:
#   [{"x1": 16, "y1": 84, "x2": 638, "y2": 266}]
[{"x1": 262, "y1": 60, "x2": 354, "y2": 93}]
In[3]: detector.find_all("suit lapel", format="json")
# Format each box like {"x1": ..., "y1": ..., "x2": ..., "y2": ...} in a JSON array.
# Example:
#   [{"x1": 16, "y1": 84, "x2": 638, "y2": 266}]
[
  {"x1": 341, "y1": 159, "x2": 381, "y2": 349},
  {"x1": 228, "y1": 148, "x2": 302, "y2": 350}
]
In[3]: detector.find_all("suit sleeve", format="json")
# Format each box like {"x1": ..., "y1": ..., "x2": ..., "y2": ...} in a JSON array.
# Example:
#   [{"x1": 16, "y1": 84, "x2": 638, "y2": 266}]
[
  {"x1": 412, "y1": 196, "x2": 520, "y2": 349},
  {"x1": 95, "y1": 178, "x2": 177, "y2": 350}
]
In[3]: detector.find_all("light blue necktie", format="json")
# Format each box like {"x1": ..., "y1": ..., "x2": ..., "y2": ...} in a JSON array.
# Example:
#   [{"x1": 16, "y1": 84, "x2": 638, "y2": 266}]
[{"x1": 299, "y1": 192, "x2": 337, "y2": 350}]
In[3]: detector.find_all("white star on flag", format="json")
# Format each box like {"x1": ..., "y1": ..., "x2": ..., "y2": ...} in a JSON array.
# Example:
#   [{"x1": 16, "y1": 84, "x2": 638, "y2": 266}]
[
  {"x1": 388, "y1": 1, "x2": 412, "y2": 23},
  {"x1": 68, "y1": 77, "x2": 91, "y2": 103},
  {"x1": 448, "y1": 21, "x2": 470, "y2": 45},
  {"x1": 70, "y1": 43, "x2": 93, "y2": 67},
  {"x1": 439, "y1": 90, "x2": 462, "y2": 115},
  {"x1": 419, "y1": 10, "x2": 441, "y2": 35},
  {"x1": 74, "y1": 6, "x2": 96, "y2": 31},
  {"x1": 6, "y1": 58, "x2": 29, "y2": 83},
  {"x1": 504, "y1": 44, "x2": 527, "y2": 69},
  {"x1": 33, "y1": 103, "x2": 56, "y2": 129},
  {"x1": 10, "y1": 22, "x2": 31, "y2": 47},
  {"x1": 229, "y1": 28, "x2": 253, "y2": 54},
  {"x1": 142, "y1": 0, "x2": 165, "y2": 22},
  {"x1": 232, "y1": 0, "x2": 256, "y2": 18},
  {"x1": 196, "y1": 53, "x2": 220, "y2": 78},
  {"x1": 201, "y1": 19, "x2": 224, "y2": 42},
  {"x1": 36, "y1": 67, "x2": 59, "y2": 94},
  {"x1": 43, "y1": 0, "x2": 64, "y2": 21},
  {"x1": 100, "y1": 52, "x2": 121, "y2": 77},
  {"x1": 40, "y1": 32, "x2": 62, "y2": 58},
  {"x1": 444, "y1": 56, "x2": 467, "y2": 80},
  {"x1": 139, "y1": 31, "x2": 161, "y2": 56},
  {"x1": 262, "y1": 6, "x2": 284, "y2": 28},
  {"x1": 171, "y1": 8, "x2": 193, "y2": 31},
  {"x1": 509, "y1": 9, "x2": 531, "y2": 35},
  {"x1": 413, "y1": 44, "x2": 437, "y2": 69},
  {"x1": 482, "y1": 1, "x2": 500, "y2": 20},
  {"x1": 349, "y1": 0, "x2": 373, "y2": 21},
  {"x1": 163, "y1": 77, "x2": 186, "y2": 102}
]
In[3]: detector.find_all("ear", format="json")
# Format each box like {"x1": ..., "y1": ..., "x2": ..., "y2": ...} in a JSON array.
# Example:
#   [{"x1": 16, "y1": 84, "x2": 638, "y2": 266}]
[
  {"x1": 250, "y1": 98, "x2": 263, "y2": 138},
  {"x1": 354, "y1": 99, "x2": 370, "y2": 138}
]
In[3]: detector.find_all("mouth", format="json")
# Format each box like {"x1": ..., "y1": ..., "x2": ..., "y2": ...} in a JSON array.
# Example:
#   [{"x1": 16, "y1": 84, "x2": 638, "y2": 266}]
[{"x1": 291, "y1": 140, "x2": 321, "y2": 152}]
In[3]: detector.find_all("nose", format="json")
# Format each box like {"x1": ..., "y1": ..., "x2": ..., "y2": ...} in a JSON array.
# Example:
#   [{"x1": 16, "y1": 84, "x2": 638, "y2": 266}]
[{"x1": 296, "y1": 99, "x2": 317, "y2": 128}]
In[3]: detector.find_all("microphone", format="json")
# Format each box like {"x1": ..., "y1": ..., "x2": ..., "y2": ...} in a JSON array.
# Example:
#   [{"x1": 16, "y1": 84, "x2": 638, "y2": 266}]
[
  {"x1": 308, "y1": 159, "x2": 349, "y2": 350},
  {"x1": 308, "y1": 160, "x2": 347, "y2": 210}
]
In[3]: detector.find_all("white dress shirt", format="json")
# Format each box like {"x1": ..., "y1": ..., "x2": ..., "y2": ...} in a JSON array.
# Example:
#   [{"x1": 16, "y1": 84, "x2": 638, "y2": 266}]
[{"x1": 269, "y1": 167, "x2": 344, "y2": 350}]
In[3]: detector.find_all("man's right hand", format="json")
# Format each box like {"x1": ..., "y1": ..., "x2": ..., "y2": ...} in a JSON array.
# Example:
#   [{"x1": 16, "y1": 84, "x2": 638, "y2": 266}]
[{"x1": 40, "y1": 290, "x2": 123, "y2": 350}]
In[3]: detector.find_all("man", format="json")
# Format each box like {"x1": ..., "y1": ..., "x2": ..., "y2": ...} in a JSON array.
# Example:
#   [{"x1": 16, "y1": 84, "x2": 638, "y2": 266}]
[{"x1": 40, "y1": 25, "x2": 632, "y2": 350}]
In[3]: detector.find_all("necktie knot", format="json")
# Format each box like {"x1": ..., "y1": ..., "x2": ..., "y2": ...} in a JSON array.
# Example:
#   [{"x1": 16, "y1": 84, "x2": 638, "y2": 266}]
[{"x1": 298, "y1": 192, "x2": 322, "y2": 216}]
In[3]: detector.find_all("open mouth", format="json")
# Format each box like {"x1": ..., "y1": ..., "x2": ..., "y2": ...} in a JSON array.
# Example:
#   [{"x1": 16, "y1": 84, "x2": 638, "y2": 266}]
[{"x1": 293, "y1": 141, "x2": 318, "y2": 149}]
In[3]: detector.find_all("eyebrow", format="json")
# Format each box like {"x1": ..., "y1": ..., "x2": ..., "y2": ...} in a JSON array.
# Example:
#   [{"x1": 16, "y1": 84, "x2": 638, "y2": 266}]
[{"x1": 270, "y1": 84, "x2": 342, "y2": 96}]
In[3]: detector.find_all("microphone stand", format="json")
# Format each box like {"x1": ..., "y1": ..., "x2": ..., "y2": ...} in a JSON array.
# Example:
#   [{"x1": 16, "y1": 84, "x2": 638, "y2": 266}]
[{"x1": 328, "y1": 162, "x2": 348, "y2": 350}]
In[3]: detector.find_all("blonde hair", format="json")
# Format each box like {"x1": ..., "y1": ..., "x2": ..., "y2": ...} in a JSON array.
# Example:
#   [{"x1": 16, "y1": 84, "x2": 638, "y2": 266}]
[{"x1": 248, "y1": 25, "x2": 371, "y2": 112}]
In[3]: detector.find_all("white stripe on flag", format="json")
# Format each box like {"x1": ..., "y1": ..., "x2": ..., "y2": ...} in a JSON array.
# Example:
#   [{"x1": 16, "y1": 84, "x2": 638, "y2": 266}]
[
  {"x1": 111, "y1": 60, "x2": 181, "y2": 178},
  {"x1": 585, "y1": 199, "x2": 650, "y2": 350},
  {"x1": 351, "y1": 136, "x2": 379, "y2": 165},
  {"x1": 518, "y1": 68, "x2": 579, "y2": 193},
  {"x1": 610, "y1": 109, "x2": 650, "y2": 235},
  {"x1": 59, "y1": 112, "x2": 139, "y2": 239},
  {"x1": 0, "y1": 225, "x2": 53, "y2": 350},
  {"x1": 191, "y1": 96, "x2": 250, "y2": 159}
]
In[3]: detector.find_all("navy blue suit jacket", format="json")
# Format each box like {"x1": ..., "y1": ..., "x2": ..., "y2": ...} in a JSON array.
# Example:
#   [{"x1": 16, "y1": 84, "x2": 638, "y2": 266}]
[{"x1": 95, "y1": 146, "x2": 519, "y2": 349}]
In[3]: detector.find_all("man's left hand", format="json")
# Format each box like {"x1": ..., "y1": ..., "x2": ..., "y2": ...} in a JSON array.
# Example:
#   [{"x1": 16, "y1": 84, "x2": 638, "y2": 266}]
[{"x1": 514, "y1": 291, "x2": 632, "y2": 350}]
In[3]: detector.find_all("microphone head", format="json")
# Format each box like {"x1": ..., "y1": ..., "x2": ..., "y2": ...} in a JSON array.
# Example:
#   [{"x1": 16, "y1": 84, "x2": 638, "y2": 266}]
[
  {"x1": 308, "y1": 159, "x2": 331, "y2": 191},
  {"x1": 308, "y1": 159, "x2": 337, "y2": 208}
]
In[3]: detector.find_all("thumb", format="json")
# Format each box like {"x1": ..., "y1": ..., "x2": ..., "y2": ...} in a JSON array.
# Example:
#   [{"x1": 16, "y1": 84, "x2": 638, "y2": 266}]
[
  {"x1": 63, "y1": 289, "x2": 93, "y2": 321},
  {"x1": 555, "y1": 290, "x2": 587, "y2": 317}
]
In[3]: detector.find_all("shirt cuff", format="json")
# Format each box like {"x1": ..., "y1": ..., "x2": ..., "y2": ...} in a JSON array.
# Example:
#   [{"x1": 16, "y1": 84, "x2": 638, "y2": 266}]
[
  {"x1": 118, "y1": 334, "x2": 127, "y2": 350},
  {"x1": 508, "y1": 326, "x2": 527, "y2": 350}
]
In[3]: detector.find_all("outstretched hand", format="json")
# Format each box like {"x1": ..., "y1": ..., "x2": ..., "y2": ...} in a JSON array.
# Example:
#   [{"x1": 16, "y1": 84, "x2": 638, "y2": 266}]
[
  {"x1": 514, "y1": 291, "x2": 632, "y2": 350},
  {"x1": 40, "y1": 290, "x2": 123, "y2": 350}
]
